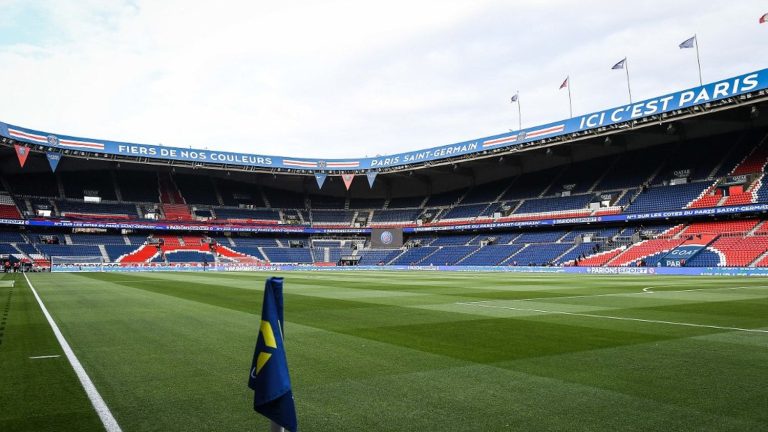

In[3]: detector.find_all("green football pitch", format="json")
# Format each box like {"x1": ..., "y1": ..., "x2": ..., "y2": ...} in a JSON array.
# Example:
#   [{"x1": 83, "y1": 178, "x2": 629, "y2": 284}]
[{"x1": 1, "y1": 271, "x2": 767, "y2": 431}]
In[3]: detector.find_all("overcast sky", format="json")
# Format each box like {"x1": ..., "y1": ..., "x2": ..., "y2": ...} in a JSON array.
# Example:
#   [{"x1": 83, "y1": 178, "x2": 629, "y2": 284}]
[{"x1": 0, "y1": 0, "x2": 766, "y2": 158}]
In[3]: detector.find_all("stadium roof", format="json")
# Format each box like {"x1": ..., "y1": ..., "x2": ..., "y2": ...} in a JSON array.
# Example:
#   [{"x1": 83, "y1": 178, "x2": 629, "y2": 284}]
[{"x1": 1, "y1": 69, "x2": 767, "y2": 192}]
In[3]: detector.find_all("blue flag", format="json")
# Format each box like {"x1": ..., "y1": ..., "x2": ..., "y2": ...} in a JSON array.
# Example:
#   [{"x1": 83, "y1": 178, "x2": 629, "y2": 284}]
[
  {"x1": 679, "y1": 36, "x2": 696, "y2": 49},
  {"x1": 248, "y1": 277, "x2": 297, "y2": 431},
  {"x1": 611, "y1": 58, "x2": 626, "y2": 70}
]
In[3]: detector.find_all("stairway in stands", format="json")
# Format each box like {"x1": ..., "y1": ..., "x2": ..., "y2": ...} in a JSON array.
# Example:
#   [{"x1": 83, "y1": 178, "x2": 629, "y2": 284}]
[{"x1": 158, "y1": 173, "x2": 193, "y2": 221}]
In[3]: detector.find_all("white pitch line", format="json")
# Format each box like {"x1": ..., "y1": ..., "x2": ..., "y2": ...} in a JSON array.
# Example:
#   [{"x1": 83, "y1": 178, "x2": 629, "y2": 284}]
[
  {"x1": 465, "y1": 284, "x2": 768, "y2": 305},
  {"x1": 455, "y1": 302, "x2": 768, "y2": 334},
  {"x1": 642, "y1": 287, "x2": 654, "y2": 293},
  {"x1": 29, "y1": 355, "x2": 61, "y2": 359},
  {"x1": 24, "y1": 273, "x2": 123, "y2": 432}
]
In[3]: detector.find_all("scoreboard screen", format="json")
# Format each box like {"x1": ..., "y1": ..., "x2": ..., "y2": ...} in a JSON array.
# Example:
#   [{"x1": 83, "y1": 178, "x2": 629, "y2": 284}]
[{"x1": 370, "y1": 228, "x2": 403, "y2": 249}]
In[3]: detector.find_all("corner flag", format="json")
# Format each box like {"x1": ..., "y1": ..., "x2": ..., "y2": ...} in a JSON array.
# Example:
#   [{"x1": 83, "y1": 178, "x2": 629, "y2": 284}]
[{"x1": 248, "y1": 277, "x2": 297, "y2": 432}]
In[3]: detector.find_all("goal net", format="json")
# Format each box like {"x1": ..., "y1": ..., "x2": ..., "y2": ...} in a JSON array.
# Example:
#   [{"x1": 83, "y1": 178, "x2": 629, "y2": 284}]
[{"x1": 50, "y1": 255, "x2": 105, "y2": 272}]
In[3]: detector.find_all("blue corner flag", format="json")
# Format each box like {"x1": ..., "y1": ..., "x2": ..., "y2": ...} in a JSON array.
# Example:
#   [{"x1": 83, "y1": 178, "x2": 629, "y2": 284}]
[{"x1": 248, "y1": 277, "x2": 298, "y2": 432}]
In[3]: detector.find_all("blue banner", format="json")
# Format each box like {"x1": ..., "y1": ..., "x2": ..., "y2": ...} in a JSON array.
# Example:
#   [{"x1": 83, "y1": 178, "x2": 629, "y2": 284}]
[
  {"x1": 51, "y1": 263, "x2": 768, "y2": 277},
  {"x1": 1, "y1": 69, "x2": 766, "y2": 172},
  {"x1": 314, "y1": 173, "x2": 327, "y2": 189},
  {"x1": 2, "y1": 201, "x2": 768, "y2": 235},
  {"x1": 366, "y1": 171, "x2": 377, "y2": 188},
  {"x1": 46, "y1": 151, "x2": 62, "y2": 172}
]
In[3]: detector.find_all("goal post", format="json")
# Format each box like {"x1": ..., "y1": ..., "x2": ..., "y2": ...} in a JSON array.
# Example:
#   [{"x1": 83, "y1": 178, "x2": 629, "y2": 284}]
[{"x1": 50, "y1": 255, "x2": 105, "y2": 272}]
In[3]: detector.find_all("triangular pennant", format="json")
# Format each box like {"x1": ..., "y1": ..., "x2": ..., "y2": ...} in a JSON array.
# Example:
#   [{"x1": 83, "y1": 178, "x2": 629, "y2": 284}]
[
  {"x1": 314, "y1": 173, "x2": 327, "y2": 189},
  {"x1": 341, "y1": 173, "x2": 355, "y2": 190},
  {"x1": 46, "y1": 152, "x2": 62, "y2": 172},
  {"x1": 366, "y1": 171, "x2": 377, "y2": 188},
  {"x1": 14, "y1": 144, "x2": 29, "y2": 168}
]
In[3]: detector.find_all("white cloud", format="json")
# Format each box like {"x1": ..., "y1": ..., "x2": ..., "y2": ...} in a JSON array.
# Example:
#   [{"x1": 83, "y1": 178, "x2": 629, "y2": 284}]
[{"x1": 0, "y1": 0, "x2": 766, "y2": 158}]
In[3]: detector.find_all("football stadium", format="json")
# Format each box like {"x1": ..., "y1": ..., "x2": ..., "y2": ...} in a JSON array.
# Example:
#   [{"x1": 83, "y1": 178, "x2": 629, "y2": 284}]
[{"x1": 2, "y1": 3, "x2": 768, "y2": 432}]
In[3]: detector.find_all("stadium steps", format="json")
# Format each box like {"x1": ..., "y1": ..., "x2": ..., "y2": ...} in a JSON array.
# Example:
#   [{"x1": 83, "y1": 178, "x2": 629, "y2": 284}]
[
  {"x1": 607, "y1": 238, "x2": 685, "y2": 267},
  {"x1": 748, "y1": 221, "x2": 766, "y2": 236},
  {"x1": 587, "y1": 157, "x2": 619, "y2": 194},
  {"x1": 570, "y1": 246, "x2": 625, "y2": 266},
  {"x1": 55, "y1": 173, "x2": 66, "y2": 199},
  {"x1": 553, "y1": 243, "x2": 578, "y2": 263},
  {"x1": 686, "y1": 182, "x2": 720, "y2": 208},
  {"x1": 98, "y1": 245, "x2": 110, "y2": 262},
  {"x1": 537, "y1": 169, "x2": 564, "y2": 198},
  {"x1": 644, "y1": 152, "x2": 669, "y2": 186},
  {"x1": 611, "y1": 189, "x2": 629, "y2": 208},
  {"x1": 385, "y1": 248, "x2": 406, "y2": 265},
  {"x1": 213, "y1": 181, "x2": 225, "y2": 206},
  {"x1": 415, "y1": 247, "x2": 441, "y2": 265},
  {"x1": 750, "y1": 248, "x2": 768, "y2": 267},
  {"x1": 63, "y1": 234, "x2": 73, "y2": 245},
  {"x1": 111, "y1": 171, "x2": 123, "y2": 202},
  {"x1": 455, "y1": 246, "x2": 483, "y2": 264},
  {"x1": 23, "y1": 198, "x2": 33, "y2": 215},
  {"x1": 260, "y1": 189, "x2": 271, "y2": 208}
]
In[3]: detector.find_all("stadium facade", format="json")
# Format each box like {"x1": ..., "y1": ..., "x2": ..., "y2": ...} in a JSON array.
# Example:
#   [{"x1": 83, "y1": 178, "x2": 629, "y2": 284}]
[{"x1": 1, "y1": 68, "x2": 767, "y2": 273}]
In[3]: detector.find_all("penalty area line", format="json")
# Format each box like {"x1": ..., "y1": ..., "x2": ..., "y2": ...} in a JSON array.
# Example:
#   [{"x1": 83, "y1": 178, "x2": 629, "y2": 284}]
[
  {"x1": 23, "y1": 273, "x2": 123, "y2": 432},
  {"x1": 455, "y1": 301, "x2": 768, "y2": 334}
]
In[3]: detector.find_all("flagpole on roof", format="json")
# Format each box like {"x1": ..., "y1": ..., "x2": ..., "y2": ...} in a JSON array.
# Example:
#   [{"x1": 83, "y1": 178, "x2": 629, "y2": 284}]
[
  {"x1": 694, "y1": 34, "x2": 703, "y2": 86},
  {"x1": 512, "y1": 91, "x2": 522, "y2": 130},
  {"x1": 559, "y1": 76, "x2": 572, "y2": 117},
  {"x1": 616, "y1": 58, "x2": 632, "y2": 104}
]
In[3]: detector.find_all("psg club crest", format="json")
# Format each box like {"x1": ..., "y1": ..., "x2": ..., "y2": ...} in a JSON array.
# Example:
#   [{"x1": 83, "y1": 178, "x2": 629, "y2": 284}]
[
  {"x1": 380, "y1": 231, "x2": 393, "y2": 245},
  {"x1": 317, "y1": 161, "x2": 327, "y2": 169},
  {"x1": 47, "y1": 135, "x2": 59, "y2": 146},
  {"x1": 517, "y1": 131, "x2": 527, "y2": 141}
]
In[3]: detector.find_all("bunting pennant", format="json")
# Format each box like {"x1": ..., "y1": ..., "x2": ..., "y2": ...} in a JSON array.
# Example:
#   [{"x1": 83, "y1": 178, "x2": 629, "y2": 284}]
[
  {"x1": 314, "y1": 173, "x2": 327, "y2": 189},
  {"x1": 366, "y1": 171, "x2": 377, "y2": 188},
  {"x1": 46, "y1": 152, "x2": 62, "y2": 172},
  {"x1": 341, "y1": 173, "x2": 355, "y2": 190},
  {"x1": 14, "y1": 144, "x2": 30, "y2": 168}
]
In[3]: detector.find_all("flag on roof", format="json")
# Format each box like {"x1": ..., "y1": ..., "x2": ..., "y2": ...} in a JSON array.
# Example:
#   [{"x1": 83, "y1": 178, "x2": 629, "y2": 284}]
[
  {"x1": 559, "y1": 77, "x2": 569, "y2": 89},
  {"x1": 612, "y1": 58, "x2": 626, "y2": 70},
  {"x1": 679, "y1": 36, "x2": 696, "y2": 49},
  {"x1": 510, "y1": 93, "x2": 518, "y2": 103},
  {"x1": 760, "y1": 12, "x2": 767, "y2": 23}
]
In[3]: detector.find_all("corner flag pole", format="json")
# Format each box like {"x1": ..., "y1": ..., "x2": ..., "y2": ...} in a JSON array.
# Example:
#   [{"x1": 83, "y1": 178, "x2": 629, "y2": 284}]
[{"x1": 694, "y1": 34, "x2": 703, "y2": 86}]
